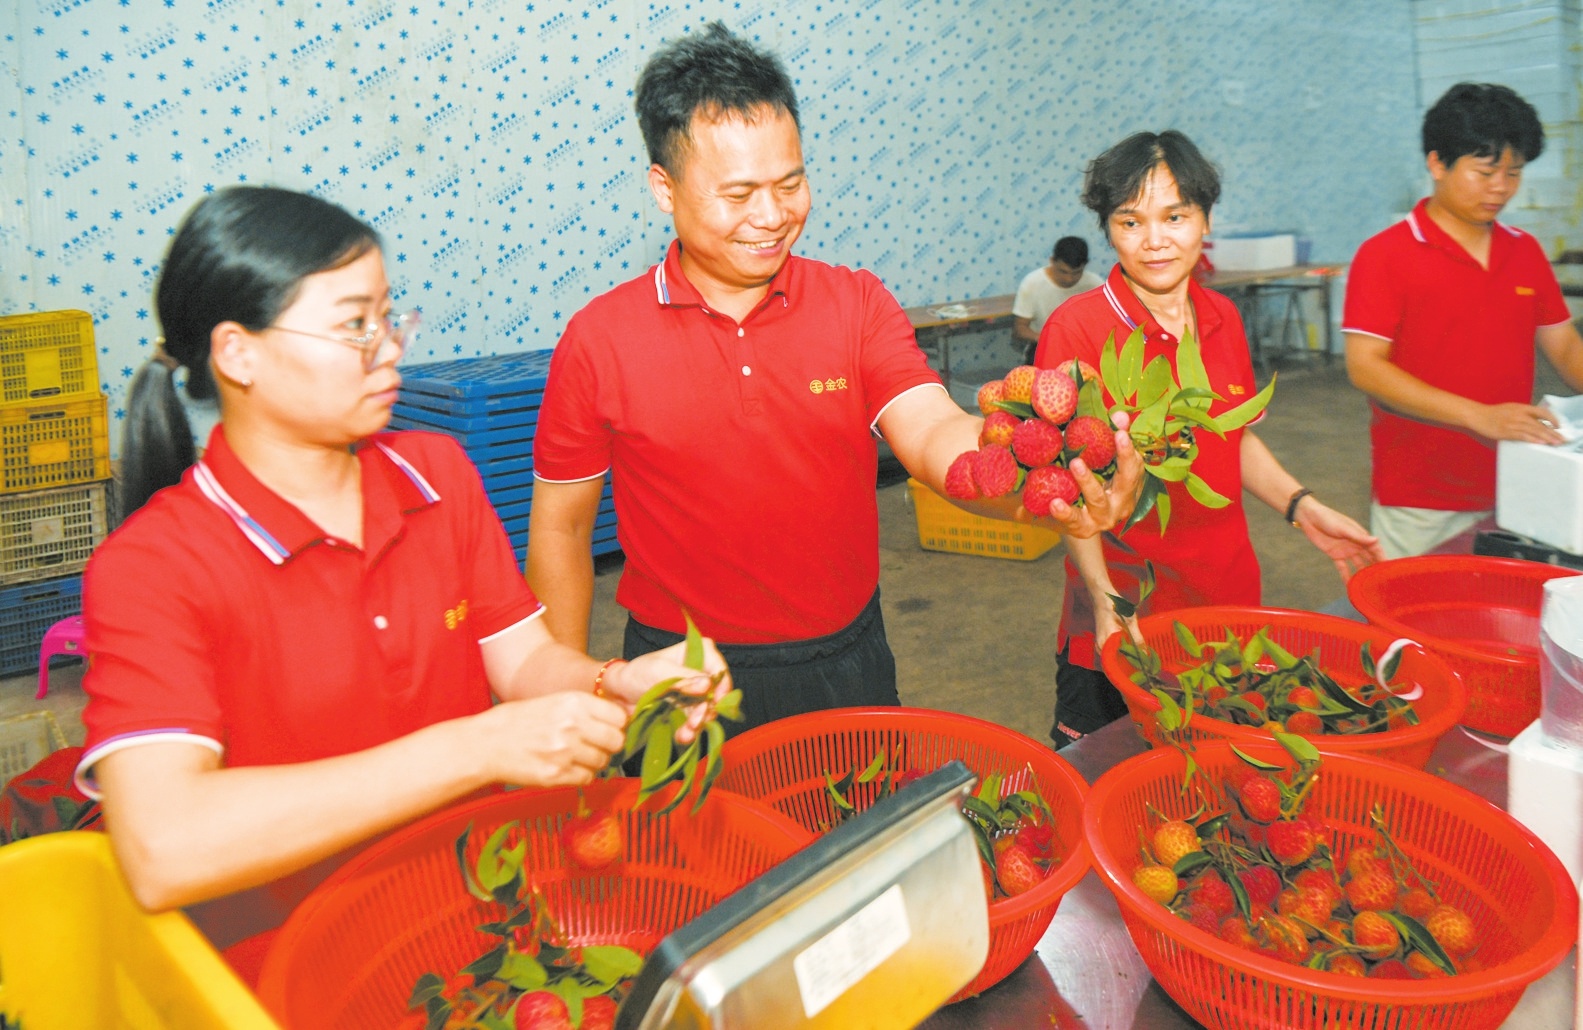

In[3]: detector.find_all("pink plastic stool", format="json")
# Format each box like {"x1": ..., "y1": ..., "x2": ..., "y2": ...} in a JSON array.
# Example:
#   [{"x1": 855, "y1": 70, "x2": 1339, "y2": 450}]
[{"x1": 36, "y1": 615, "x2": 86, "y2": 699}]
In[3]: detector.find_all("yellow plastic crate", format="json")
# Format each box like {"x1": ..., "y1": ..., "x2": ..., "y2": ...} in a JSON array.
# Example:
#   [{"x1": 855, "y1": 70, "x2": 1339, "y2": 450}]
[
  {"x1": 0, "y1": 394, "x2": 110, "y2": 494},
  {"x1": 0, "y1": 481, "x2": 109, "y2": 585},
  {"x1": 0, "y1": 710, "x2": 67, "y2": 785},
  {"x1": 906, "y1": 477, "x2": 1062, "y2": 560},
  {"x1": 0, "y1": 832, "x2": 279, "y2": 1028},
  {"x1": 0, "y1": 310, "x2": 101, "y2": 406}
]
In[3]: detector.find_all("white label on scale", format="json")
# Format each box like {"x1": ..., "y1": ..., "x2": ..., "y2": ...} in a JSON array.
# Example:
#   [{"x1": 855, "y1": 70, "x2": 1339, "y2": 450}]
[{"x1": 793, "y1": 883, "x2": 911, "y2": 1018}]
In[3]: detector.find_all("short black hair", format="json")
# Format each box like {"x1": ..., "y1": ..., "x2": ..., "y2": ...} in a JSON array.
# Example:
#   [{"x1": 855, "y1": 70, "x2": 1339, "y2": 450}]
[
  {"x1": 1081, "y1": 131, "x2": 1221, "y2": 232},
  {"x1": 1422, "y1": 82, "x2": 1544, "y2": 165},
  {"x1": 1052, "y1": 236, "x2": 1089, "y2": 268},
  {"x1": 634, "y1": 21, "x2": 800, "y2": 177}
]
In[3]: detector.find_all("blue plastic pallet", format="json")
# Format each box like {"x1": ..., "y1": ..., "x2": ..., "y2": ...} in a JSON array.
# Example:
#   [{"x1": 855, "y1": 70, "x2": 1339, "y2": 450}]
[
  {"x1": 391, "y1": 408, "x2": 541, "y2": 439},
  {"x1": 399, "y1": 351, "x2": 555, "y2": 403},
  {"x1": 0, "y1": 574, "x2": 83, "y2": 677}
]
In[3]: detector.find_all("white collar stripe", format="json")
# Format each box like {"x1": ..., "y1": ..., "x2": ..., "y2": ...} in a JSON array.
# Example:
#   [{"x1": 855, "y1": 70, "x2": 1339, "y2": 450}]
[
  {"x1": 194, "y1": 461, "x2": 290, "y2": 564},
  {"x1": 1102, "y1": 281, "x2": 1139, "y2": 330},
  {"x1": 653, "y1": 264, "x2": 671, "y2": 305},
  {"x1": 375, "y1": 441, "x2": 441, "y2": 502},
  {"x1": 1406, "y1": 210, "x2": 1428, "y2": 244}
]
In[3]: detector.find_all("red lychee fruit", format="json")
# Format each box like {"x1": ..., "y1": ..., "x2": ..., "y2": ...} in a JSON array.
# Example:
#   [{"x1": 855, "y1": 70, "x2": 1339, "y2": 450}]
[
  {"x1": 1285, "y1": 711, "x2": 1323, "y2": 735},
  {"x1": 1011, "y1": 417, "x2": 1063, "y2": 468},
  {"x1": 943, "y1": 451, "x2": 981, "y2": 500},
  {"x1": 1152, "y1": 820, "x2": 1202, "y2": 867},
  {"x1": 1266, "y1": 820, "x2": 1318, "y2": 866},
  {"x1": 1399, "y1": 887, "x2": 1436, "y2": 921},
  {"x1": 1260, "y1": 913, "x2": 1311, "y2": 963},
  {"x1": 1237, "y1": 776, "x2": 1283, "y2": 823},
  {"x1": 1002, "y1": 365, "x2": 1037, "y2": 404},
  {"x1": 1351, "y1": 910, "x2": 1401, "y2": 958},
  {"x1": 1191, "y1": 870, "x2": 1236, "y2": 918},
  {"x1": 995, "y1": 842, "x2": 1046, "y2": 896},
  {"x1": 1132, "y1": 863, "x2": 1179, "y2": 903},
  {"x1": 1326, "y1": 953, "x2": 1367, "y2": 977},
  {"x1": 1404, "y1": 951, "x2": 1449, "y2": 979},
  {"x1": 1239, "y1": 864, "x2": 1282, "y2": 910},
  {"x1": 1030, "y1": 368, "x2": 1079, "y2": 424},
  {"x1": 1287, "y1": 686, "x2": 1318, "y2": 709},
  {"x1": 1425, "y1": 903, "x2": 1478, "y2": 956},
  {"x1": 1343, "y1": 869, "x2": 1400, "y2": 913},
  {"x1": 1014, "y1": 822, "x2": 1055, "y2": 859},
  {"x1": 1020, "y1": 465, "x2": 1079, "y2": 517},
  {"x1": 1058, "y1": 358, "x2": 1100, "y2": 386},
  {"x1": 976, "y1": 379, "x2": 1006, "y2": 415},
  {"x1": 561, "y1": 809, "x2": 623, "y2": 870},
  {"x1": 979, "y1": 410, "x2": 1019, "y2": 448},
  {"x1": 577, "y1": 997, "x2": 618, "y2": 1030},
  {"x1": 1368, "y1": 958, "x2": 1413, "y2": 980},
  {"x1": 515, "y1": 991, "x2": 574, "y2": 1030},
  {"x1": 1064, "y1": 415, "x2": 1117, "y2": 468},
  {"x1": 971, "y1": 444, "x2": 1022, "y2": 498},
  {"x1": 1181, "y1": 903, "x2": 1221, "y2": 936}
]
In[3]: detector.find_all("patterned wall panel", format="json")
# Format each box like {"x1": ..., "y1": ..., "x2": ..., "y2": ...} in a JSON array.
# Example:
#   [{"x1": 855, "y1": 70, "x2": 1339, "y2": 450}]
[{"x1": 4, "y1": 0, "x2": 1418, "y2": 448}]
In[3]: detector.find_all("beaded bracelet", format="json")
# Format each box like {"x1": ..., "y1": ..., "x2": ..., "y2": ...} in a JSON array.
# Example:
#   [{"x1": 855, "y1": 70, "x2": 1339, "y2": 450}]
[{"x1": 593, "y1": 657, "x2": 627, "y2": 698}]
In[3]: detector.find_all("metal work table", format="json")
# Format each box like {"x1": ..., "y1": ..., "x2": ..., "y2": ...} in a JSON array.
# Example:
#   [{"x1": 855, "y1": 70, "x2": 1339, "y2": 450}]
[
  {"x1": 1202, "y1": 264, "x2": 1345, "y2": 371},
  {"x1": 920, "y1": 718, "x2": 1576, "y2": 1029},
  {"x1": 902, "y1": 294, "x2": 1016, "y2": 393}
]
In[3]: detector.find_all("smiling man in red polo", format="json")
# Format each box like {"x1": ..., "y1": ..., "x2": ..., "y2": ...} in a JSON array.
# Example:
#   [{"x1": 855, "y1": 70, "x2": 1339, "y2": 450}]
[
  {"x1": 1345, "y1": 82, "x2": 1583, "y2": 558},
  {"x1": 527, "y1": 23, "x2": 1143, "y2": 734}
]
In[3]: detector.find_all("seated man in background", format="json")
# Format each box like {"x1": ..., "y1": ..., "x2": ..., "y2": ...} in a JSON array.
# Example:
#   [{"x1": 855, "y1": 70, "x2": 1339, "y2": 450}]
[
  {"x1": 1344, "y1": 82, "x2": 1583, "y2": 558},
  {"x1": 1013, "y1": 236, "x2": 1103, "y2": 363}
]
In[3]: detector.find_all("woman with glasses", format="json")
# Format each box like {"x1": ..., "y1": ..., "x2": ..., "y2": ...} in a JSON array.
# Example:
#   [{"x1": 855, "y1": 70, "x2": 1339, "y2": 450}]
[{"x1": 78, "y1": 185, "x2": 725, "y2": 979}]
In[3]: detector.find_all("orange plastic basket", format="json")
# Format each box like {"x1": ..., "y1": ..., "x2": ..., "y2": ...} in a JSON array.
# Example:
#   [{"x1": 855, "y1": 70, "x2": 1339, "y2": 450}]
[
  {"x1": 716, "y1": 706, "x2": 1091, "y2": 1001},
  {"x1": 255, "y1": 780, "x2": 810, "y2": 1029},
  {"x1": 1347, "y1": 556, "x2": 1579, "y2": 738},
  {"x1": 1084, "y1": 740, "x2": 1579, "y2": 1030},
  {"x1": 1099, "y1": 606, "x2": 1468, "y2": 768}
]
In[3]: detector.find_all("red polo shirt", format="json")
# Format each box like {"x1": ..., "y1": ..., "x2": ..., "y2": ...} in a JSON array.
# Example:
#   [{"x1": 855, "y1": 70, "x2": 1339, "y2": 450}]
[
  {"x1": 77, "y1": 427, "x2": 542, "y2": 792},
  {"x1": 534, "y1": 241, "x2": 942, "y2": 643},
  {"x1": 1035, "y1": 264, "x2": 1262, "y2": 668},
  {"x1": 1344, "y1": 198, "x2": 1571, "y2": 510}
]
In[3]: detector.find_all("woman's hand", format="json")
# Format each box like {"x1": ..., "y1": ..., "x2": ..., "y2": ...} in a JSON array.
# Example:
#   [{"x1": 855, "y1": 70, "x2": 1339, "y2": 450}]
[
  {"x1": 603, "y1": 637, "x2": 732, "y2": 745},
  {"x1": 1043, "y1": 411, "x2": 1143, "y2": 538},
  {"x1": 1093, "y1": 595, "x2": 1140, "y2": 651},
  {"x1": 1293, "y1": 497, "x2": 1385, "y2": 581}
]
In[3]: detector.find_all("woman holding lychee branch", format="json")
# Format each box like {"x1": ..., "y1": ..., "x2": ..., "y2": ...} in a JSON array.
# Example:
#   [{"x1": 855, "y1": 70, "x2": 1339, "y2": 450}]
[
  {"x1": 1035, "y1": 131, "x2": 1384, "y2": 750},
  {"x1": 75, "y1": 186, "x2": 728, "y2": 982}
]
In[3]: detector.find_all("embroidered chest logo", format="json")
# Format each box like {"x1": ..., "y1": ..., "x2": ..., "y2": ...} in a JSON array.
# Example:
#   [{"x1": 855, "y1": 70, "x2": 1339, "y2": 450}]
[
  {"x1": 809, "y1": 377, "x2": 849, "y2": 394},
  {"x1": 1227, "y1": 384, "x2": 1246, "y2": 396},
  {"x1": 444, "y1": 599, "x2": 469, "y2": 630},
  {"x1": 1516, "y1": 286, "x2": 1536, "y2": 296}
]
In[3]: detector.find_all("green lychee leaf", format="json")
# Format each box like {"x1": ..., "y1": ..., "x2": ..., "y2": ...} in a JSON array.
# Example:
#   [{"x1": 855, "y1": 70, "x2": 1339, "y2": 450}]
[
  {"x1": 1120, "y1": 327, "x2": 1146, "y2": 400},
  {"x1": 857, "y1": 749, "x2": 887, "y2": 784},
  {"x1": 993, "y1": 399, "x2": 1035, "y2": 419},
  {"x1": 1230, "y1": 745, "x2": 1284, "y2": 770},
  {"x1": 1123, "y1": 475, "x2": 1163, "y2": 534},
  {"x1": 1211, "y1": 374, "x2": 1277, "y2": 432},
  {"x1": 1173, "y1": 621, "x2": 1203, "y2": 658},
  {"x1": 1228, "y1": 867, "x2": 1252, "y2": 920},
  {"x1": 682, "y1": 611, "x2": 705, "y2": 671},
  {"x1": 1274, "y1": 731, "x2": 1321, "y2": 764},
  {"x1": 1257, "y1": 631, "x2": 1298, "y2": 668},
  {"x1": 1108, "y1": 591, "x2": 1138, "y2": 621},
  {"x1": 639, "y1": 718, "x2": 675, "y2": 789},
  {"x1": 1183, "y1": 472, "x2": 1231, "y2": 509},
  {"x1": 582, "y1": 945, "x2": 645, "y2": 985},
  {"x1": 1155, "y1": 491, "x2": 1173, "y2": 534},
  {"x1": 1360, "y1": 640, "x2": 1378, "y2": 679},
  {"x1": 1219, "y1": 696, "x2": 1267, "y2": 721},
  {"x1": 1196, "y1": 813, "x2": 1231, "y2": 839},
  {"x1": 1138, "y1": 355, "x2": 1176, "y2": 409},
  {"x1": 1381, "y1": 647, "x2": 1403, "y2": 683},
  {"x1": 1138, "y1": 560, "x2": 1158, "y2": 607},
  {"x1": 1152, "y1": 689, "x2": 1182, "y2": 732},
  {"x1": 1381, "y1": 911, "x2": 1457, "y2": 975},
  {"x1": 1165, "y1": 401, "x2": 1225, "y2": 437},
  {"x1": 424, "y1": 999, "x2": 452, "y2": 1030},
  {"x1": 715, "y1": 688, "x2": 743, "y2": 723},
  {"x1": 1147, "y1": 460, "x2": 1190, "y2": 482},
  {"x1": 455, "y1": 823, "x2": 494, "y2": 902},
  {"x1": 690, "y1": 720, "x2": 727, "y2": 814},
  {"x1": 460, "y1": 942, "x2": 508, "y2": 982},
  {"x1": 1100, "y1": 331, "x2": 1123, "y2": 400},
  {"x1": 1172, "y1": 849, "x2": 1213, "y2": 878},
  {"x1": 498, "y1": 948, "x2": 549, "y2": 991},
  {"x1": 1076, "y1": 378, "x2": 1108, "y2": 420},
  {"x1": 1175, "y1": 331, "x2": 1214, "y2": 395},
  {"x1": 825, "y1": 770, "x2": 857, "y2": 812},
  {"x1": 476, "y1": 822, "x2": 517, "y2": 893},
  {"x1": 408, "y1": 973, "x2": 446, "y2": 1009}
]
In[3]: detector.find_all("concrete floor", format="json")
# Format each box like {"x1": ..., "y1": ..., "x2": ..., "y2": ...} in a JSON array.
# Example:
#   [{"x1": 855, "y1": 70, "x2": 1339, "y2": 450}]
[{"x1": 9, "y1": 353, "x2": 1562, "y2": 751}]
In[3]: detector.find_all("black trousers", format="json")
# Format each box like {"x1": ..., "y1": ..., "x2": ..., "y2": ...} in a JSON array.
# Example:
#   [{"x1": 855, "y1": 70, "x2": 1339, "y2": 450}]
[
  {"x1": 622, "y1": 588, "x2": 900, "y2": 741},
  {"x1": 1051, "y1": 647, "x2": 1129, "y2": 749}
]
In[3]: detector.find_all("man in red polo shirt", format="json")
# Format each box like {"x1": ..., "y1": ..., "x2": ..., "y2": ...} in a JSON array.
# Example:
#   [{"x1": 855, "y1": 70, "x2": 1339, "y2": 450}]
[
  {"x1": 1345, "y1": 82, "x2": 1583, "y2": 558},
  {"x1": 528, "y1": 23, "x2": 1143, "y2": 733}
]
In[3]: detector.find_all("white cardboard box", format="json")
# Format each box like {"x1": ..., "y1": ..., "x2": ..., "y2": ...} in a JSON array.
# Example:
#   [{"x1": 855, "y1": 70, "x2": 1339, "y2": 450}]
[
  {"x1": 1204, "y1": 233, "x2": 1296, "y2": 271},
  {"x1": 1497, "y1": 395, "x2": 1583, "y2": 554}
]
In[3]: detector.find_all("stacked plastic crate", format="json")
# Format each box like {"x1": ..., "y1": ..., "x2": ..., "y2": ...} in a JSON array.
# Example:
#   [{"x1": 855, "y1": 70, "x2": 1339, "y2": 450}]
[
  {"x1": 389, "y1": 351, "x2": 618, "y2": 565},
  {"x1": 0, "y1": 310, "x2": 112, "y2": 676}
]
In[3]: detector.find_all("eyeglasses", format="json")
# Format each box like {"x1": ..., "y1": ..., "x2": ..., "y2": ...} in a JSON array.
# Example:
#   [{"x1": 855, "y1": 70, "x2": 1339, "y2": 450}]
[{"x1": 267, "y1": 309, "x2": 421, "y2": 372}]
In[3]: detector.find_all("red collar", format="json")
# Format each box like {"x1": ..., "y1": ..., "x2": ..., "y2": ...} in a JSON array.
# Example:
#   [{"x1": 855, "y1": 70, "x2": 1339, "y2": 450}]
[
  {"x1": 1098, "y1": 262, "x2": 1224, "y2": 345},
  {"x1": 650, "y1": 239, "x2": 793, "y2": 317},
  {"x1": 194, "y1": 427, "x2": 440, "y2": 564},
  {"x1": 1404, "y1": 196, "x2": 1522, "y2": 271}
]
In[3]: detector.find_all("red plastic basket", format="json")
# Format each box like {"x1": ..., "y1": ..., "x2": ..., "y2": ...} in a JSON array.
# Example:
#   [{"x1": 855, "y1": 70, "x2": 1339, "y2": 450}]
[
  {"x1": 716, "y1": 706, "x2": 1091, "y2": 1001},
  {"x1": 1099, "y1": 606, "x2": 1468, "y2": 768},
  {"x1": 1084, "y1": 740, "x2": 1578, "y2": 1030},
  {"x1": 1348, "y1": 556, "x2": 1580, "y2": 737},
  {"x1": 256, "y1": 780, "x2": 810, "y2": 1029}
]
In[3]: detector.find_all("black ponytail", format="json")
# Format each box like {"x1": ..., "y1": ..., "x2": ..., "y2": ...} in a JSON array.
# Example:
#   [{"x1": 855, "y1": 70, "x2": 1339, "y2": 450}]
[{"x1": 119, "y1": 186, "x2": 379, "y2": 521}]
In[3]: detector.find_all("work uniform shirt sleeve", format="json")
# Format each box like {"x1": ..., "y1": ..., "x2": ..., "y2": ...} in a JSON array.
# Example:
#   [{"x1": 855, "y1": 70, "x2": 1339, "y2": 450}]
[
  {"x1": 859, "y1": 270, "x2": 946, "y2": 426},
  {"x1": 533, "y1": 316, "x2": 612, "y2": 483},
  {"x1": 1533, "y1": 250, "x2": 1572, "y2": 327},
  {"x1": 1341, "y1": 234, "x2": 1405, "y2": 342}
]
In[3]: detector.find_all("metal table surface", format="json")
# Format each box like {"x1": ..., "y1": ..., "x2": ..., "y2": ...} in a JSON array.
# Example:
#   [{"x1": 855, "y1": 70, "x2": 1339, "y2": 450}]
[{"x1": 919, "y1": 718, "x2": 1578, "y2": 1029}]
